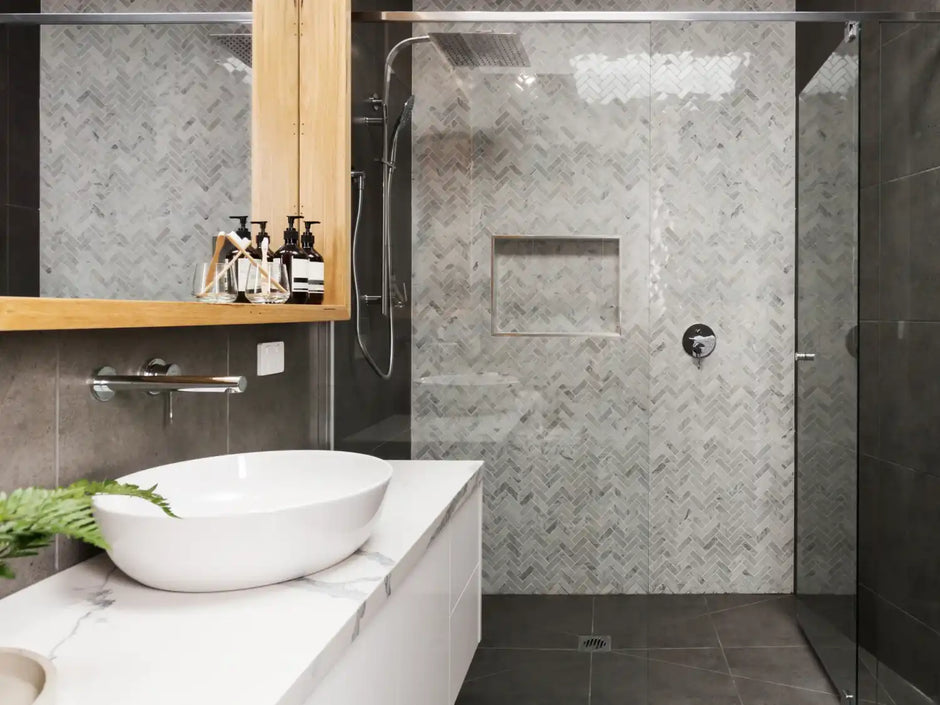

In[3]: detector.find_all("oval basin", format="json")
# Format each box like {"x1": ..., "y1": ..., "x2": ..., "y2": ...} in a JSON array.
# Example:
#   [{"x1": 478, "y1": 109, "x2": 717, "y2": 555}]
[{"x1": 93, "y1": 450, "x2": 393, "y2": 592}]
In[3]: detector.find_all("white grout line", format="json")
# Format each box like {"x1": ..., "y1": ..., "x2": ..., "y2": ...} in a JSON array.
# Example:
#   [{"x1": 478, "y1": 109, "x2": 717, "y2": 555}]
[{"x1": 706, "y1": 595, "x2": 746, "y2": 705}]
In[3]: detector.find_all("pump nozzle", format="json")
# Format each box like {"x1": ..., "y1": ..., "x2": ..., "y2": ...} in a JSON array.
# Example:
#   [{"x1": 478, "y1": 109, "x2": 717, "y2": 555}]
[
  {"x1": 303, "y1": 220, "x2": 321, "y2": 232},
  {"x1": 230, "y1": 215, "x2": 249, "y2": 228},
  {"x1": 250, "y1": 220, "x2": 269, "y2": 248}
]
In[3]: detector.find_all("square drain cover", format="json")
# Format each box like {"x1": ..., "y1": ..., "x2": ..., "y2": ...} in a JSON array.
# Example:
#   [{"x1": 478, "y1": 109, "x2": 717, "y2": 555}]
[{"x1": 578, "y1": 635, "x2": 611, "y2": 652}]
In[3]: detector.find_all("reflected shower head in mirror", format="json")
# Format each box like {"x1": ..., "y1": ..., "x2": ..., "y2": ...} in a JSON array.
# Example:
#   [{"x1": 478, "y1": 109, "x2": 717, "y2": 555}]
[{"x1": 427, "y1": 32, "x2": 530, "y2": 68}]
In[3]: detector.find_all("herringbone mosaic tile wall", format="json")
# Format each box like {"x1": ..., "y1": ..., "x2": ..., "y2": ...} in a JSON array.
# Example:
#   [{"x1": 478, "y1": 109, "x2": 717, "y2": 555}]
[
  {"x1": 39, "y1": 0, "x2": 251, "y2": 301},
  {"x1": 796, "y1": 45, "x2": 858, "y2": 597},
  {"x1": 412, "y1": 2, "x2": 797, "y2": 594}
]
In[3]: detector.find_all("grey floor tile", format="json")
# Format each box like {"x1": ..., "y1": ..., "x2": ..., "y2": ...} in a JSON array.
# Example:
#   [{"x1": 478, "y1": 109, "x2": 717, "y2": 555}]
[
  {"x1": 455, "y1": 648, "x2": 589, "y2": 705},
  {"x1": 595, "y1": 595, "x2": 719, "y2": 649},
  {"x1": 593, "y1": 650, "x2": 739, "y2": 705},
  {"x1": 711, "y1": 596, "x2": 804, "y2": 647},
  {"x1": 480, "y1": 595, "x2": 593, "y2": 649},
  {"x1": 707, "y1": 594, "x2": 786, "y2": 612},
  {"x1": 725, "y1": 646, "x2": 834, "y2": 693},
  {"x1": 735, "y1": 678, "x2": 841, "y2": 705}
]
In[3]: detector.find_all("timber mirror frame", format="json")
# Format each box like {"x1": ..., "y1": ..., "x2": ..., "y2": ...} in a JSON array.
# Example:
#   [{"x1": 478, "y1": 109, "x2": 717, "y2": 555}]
[{"x1": 0, "y1": 0, "x2": 350, "y2": 331}]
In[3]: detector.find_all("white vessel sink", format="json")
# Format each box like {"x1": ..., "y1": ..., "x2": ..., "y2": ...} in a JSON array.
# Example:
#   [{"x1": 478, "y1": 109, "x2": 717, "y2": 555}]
[{"x1": 93, "y1": 450, "x2": 393, "y2": 592}]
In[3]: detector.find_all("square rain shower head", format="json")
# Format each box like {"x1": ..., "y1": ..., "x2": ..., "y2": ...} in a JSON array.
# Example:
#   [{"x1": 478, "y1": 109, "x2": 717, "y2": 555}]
[{"x1": 428, "y1": 32, "x2": 531, "y2": 68}]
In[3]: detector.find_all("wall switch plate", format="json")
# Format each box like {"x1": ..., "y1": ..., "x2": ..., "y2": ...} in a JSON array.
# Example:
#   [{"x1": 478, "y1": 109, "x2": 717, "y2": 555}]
[{"x1": 257, "y1": 341, "x2": 285, "y2": 376}]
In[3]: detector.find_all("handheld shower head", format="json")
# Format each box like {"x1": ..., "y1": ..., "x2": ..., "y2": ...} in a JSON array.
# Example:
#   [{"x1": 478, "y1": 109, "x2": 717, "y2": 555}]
[{"x1": 388, "y1": 95, "x2": 415, "y2": 170}]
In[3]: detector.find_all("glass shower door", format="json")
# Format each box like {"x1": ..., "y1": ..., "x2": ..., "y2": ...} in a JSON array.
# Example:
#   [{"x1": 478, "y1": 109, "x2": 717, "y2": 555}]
[{"x1": 795, "y1": 26, "x2": 860, "y2": 703}]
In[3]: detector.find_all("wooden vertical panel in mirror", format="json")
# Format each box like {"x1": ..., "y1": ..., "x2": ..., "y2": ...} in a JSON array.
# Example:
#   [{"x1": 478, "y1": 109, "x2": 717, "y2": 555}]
[
  {"x1": 300, "y1": 0, "x2": 351, "y2": 315},
  {"x1": 253, "y1": 0, "x2": 300, "y2": 247}
]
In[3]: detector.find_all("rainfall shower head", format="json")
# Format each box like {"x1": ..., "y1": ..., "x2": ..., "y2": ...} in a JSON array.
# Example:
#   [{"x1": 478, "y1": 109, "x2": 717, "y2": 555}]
[
  {"x1": 428, "y1": 32, "x2": 530, "y2": 68},
  {"x1": 212, "y1": 32, "x2": 252, "y2": 68}
]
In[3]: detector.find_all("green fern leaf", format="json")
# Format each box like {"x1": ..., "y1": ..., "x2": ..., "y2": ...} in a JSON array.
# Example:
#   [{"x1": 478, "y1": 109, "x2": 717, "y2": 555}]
[{"x1": 0, "y1": 480, "x2": 175, "y2": 580}]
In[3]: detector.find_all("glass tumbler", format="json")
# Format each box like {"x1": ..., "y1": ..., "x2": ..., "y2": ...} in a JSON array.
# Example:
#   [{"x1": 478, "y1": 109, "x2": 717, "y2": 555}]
[
  {"x1": 193, "y1": 262, "x2": 238, "y2": 303},
  {"x1": 246, "y1": 261, "x2": 290, "y2": 304}
]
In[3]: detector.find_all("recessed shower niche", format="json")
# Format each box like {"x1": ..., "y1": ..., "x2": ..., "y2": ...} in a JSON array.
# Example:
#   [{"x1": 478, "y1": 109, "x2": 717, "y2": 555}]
[{"x1": 491, "y1": 235, "x2": 621, "y2": 337}]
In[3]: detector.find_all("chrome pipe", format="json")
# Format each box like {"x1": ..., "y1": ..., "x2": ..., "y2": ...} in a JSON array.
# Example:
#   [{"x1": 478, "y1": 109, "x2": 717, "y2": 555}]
[
  {"x1": 90, "y1": 374, "x2": 247, "y2": 395},
  {"x1": 353, "y1": 10, "x2": 940, "y2": 23},
  {"x1": 0, "y1": 12, "x2": 251, "y2": 25}
]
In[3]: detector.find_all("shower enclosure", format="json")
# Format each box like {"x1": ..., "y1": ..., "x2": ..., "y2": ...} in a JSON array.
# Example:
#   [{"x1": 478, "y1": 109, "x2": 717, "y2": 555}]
[{"x1": 338, "y1": 9, "x2": 936, "y2": 704}]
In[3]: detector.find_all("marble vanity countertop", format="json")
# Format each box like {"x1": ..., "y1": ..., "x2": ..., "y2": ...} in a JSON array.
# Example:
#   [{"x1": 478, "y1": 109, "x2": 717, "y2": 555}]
[{"x1": 0, "y1": 460, "x2": 483, "y2": 705}]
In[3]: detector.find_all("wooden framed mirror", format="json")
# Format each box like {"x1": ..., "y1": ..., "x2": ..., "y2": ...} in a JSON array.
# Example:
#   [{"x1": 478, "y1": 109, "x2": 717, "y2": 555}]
[{"x1": 0, "y1": 0, "x2": 350, "y2": 330}]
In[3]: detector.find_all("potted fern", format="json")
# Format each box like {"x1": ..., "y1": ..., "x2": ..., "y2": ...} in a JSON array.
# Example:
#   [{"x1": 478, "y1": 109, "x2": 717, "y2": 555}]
[{"x1": 0, "y1": 480, "x2": 174, "y2": 705}]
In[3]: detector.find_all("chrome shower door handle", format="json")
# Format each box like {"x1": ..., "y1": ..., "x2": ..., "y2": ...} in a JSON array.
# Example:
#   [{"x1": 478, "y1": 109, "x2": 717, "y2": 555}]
[{"x1": 795, "y1": 352, "x2": 816, "y2": 362}]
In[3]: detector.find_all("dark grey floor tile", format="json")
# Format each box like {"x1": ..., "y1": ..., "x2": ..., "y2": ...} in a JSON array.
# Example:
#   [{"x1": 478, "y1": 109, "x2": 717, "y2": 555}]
[
  {"x1": 595, "y1": 595, "x2": 718, "y2": 649},
  {"x1": 455, "y1": 648, "x2": 589, "y2": 705},
  {"x1": 593, "y1": 650, "x2": 738, "y2": 705},
  {"x1": 735, "y1": 678, "x2": 841, "y2": 705},
  {"x1": 707, "y1": 594, "x2": 784, "y2": 612},
  {"x1": 725, "y1": 647, "x2": 834, "y2": 693},
  {"x1": 711, "y1": 596, "x2": 804, "y2": 647},
  {"x1": 480, "y1": 595, "x2": 593, "y2": 649}
]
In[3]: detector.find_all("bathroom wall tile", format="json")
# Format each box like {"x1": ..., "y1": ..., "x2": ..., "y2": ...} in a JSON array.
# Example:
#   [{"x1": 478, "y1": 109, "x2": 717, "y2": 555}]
[
  {"x1": 0, "y1": 331, "x2": 57, "y2": 492},
  {"x1": 859, "y1": 24, "x2": 880, "y2": 190},
  {"x1": 868, "y1": 589, "x2": 940, "y2": 700},
  {"x1": 227, "y1": 324, "x2": 315, "y2": 453},
  {"x1": 6, "y1": 24, "x2": 39, "y2": 210},
  {"x1": 0, "y1": 330, "x2": 56, "y2": 597},
  {"x1": 879, "y1": 168, "x2": 940, "y2": 321},
  {"x1": 6, "y1": 205, "x2": 40, "y2": 297},
  {"x1": 868, "y1": 459, "x2": 940, "y2": 635},
  {"x1": 859, "y1": 186, "x2": 879, "y2": 321},
  {"x1": 878, "y1": 177, "x2": 911, "y2": 320},
  {"x1": 857, "y1": 454, "x2": 879, "y2": 589},
  {"x1": 880, "y1": 23, "x2": 940, "y2": 182},
  {"x1": 877, "y1": 322, "x2": 940, "y2": 480},
  {"x1": 57, "y1": 327, "x2": 229, "y2": 484}
]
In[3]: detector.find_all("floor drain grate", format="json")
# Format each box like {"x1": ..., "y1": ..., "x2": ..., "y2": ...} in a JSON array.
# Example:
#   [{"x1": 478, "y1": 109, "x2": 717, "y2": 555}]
[{"x1": 577, "y1": 635, "x2": 611, "y2": 652}]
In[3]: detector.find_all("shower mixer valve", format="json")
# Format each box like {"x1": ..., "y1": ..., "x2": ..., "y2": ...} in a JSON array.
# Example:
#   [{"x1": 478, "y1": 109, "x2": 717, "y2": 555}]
[{"x1": 682, "y1": 324, "x2": 717, "y2": 369}]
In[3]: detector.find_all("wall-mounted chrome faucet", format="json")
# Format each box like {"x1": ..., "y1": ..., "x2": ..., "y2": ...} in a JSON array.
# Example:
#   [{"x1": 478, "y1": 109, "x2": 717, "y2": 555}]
[{"x1": 89, "y1": 358, "x2": 247, "y2": 423}]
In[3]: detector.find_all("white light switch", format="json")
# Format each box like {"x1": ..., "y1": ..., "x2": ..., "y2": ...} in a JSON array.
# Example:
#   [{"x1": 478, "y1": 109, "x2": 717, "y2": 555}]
[{"x1": 257, "y1": 341, "x2": 285, "y2": 376}]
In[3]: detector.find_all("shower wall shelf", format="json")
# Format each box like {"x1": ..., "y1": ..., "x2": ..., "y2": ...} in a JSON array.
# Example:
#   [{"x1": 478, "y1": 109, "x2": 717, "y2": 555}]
[
  {"x1": 491, "y1": 234, "x2": 622, "y2": 338},
  {"x1": 0, "y1": 1, "x2": 352, "y2": 331}
]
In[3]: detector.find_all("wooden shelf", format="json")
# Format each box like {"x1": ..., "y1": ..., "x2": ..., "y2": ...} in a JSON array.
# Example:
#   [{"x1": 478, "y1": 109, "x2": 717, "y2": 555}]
[{"x1": 0, "y1": 297, "x2": 350, "y2": 331}]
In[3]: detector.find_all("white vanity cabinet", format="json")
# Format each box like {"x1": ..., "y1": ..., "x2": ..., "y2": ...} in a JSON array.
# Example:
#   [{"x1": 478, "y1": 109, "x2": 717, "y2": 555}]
[{"x1": 303, "y1": 487, "x2": 482, "y2": 705}]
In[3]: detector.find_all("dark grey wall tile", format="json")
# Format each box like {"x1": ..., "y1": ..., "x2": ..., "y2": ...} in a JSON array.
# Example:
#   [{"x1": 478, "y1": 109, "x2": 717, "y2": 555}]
[
  {"x1": 227, "y1": 323, "x2": 315, "y2": 453},
  {"x1": 868, "y1": 459, "x2": 940, "y2": 634},
  {"x1": 877, "y1": 322, "x2": 940, "y2": 479},
  {"x1": 878, "y1": 178, "x2": 911, "y2": 320},
  {"x1": 6, "y1": 25, "x2": 39, "y2": 210},
  {"x1": 0, "y1": 331, "x2": 56, "y2": 491},
  {"x1": 0, "y1": 331, "x2": 57, "y2": 593},
  {"x1": 859, "y1": 186, "x2": 879, "y2": 321},
  {"x1": 859, "y1": 24, "x2": 880, "y2": 189},
  {"x1": 859, "y1": 322, "x2": 879, "y2": 457},
  {"x1": 881, "y1": 24, "x2": 940, "y2": 182},
  {"x1": 858, "y1": 455, "x2": 879, "y2": 589},
  {"x1": 869, "y1": 590, "x2": 940, "y2": 700},
  {"x1": 7, "y1": 205, "x2": 39, "y2": 297},
  {"x1": 57, "y1": 327, "x2": 230, "y2": 487}
]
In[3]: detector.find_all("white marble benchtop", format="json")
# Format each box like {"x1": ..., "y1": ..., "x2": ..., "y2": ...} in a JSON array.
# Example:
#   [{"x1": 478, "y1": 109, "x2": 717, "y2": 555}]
[{"x1": 0, "y1": 460, "x2": 483, "y2": 705}]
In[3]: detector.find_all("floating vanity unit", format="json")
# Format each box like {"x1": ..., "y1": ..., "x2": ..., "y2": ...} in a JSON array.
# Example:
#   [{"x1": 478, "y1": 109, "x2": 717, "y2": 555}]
[{"x1": 0, "y1": 460, "x2": 483, "y2": 705}]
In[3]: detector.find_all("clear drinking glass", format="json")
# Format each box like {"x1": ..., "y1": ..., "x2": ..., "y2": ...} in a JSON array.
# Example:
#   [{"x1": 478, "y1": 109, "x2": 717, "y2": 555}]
[
  {"x1": 246, "y1": 261, "x2": 290, "y2": 304},
  {"x1": 192, "y1": 262, "x2": 238, "y2": 303}
]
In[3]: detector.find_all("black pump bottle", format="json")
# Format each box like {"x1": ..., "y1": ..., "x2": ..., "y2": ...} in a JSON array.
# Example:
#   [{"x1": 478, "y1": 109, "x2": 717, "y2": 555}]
[
  {"x1": 226, "y1": 215, "x2": 252, "y2": 303},
  {"x1": 275, "y1": 215, "x2": 309, "y2": 304},
  {"x1": 303, "y1": 220, "x2": 324, "y2": 305}
]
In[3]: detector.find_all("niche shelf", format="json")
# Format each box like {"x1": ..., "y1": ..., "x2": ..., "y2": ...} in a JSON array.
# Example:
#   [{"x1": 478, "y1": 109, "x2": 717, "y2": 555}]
[{"x1": 491, "y1": 234, "x2": 621, "y2": 338}]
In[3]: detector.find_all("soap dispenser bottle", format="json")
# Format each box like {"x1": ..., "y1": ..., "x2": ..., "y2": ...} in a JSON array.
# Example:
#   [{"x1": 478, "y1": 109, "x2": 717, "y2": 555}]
[
  {"x1": 226, "y1": 216, "x2": 252, "y2": 303},
  {"x1": 275, "y1": 215, "x2": 308, "y2": 304},
  {"x1": 303, "y1": 220, "x2": 325, "y2": 305},
  {"x1": 249, "y1": 220, "x2": 275, "y2": 261}
]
